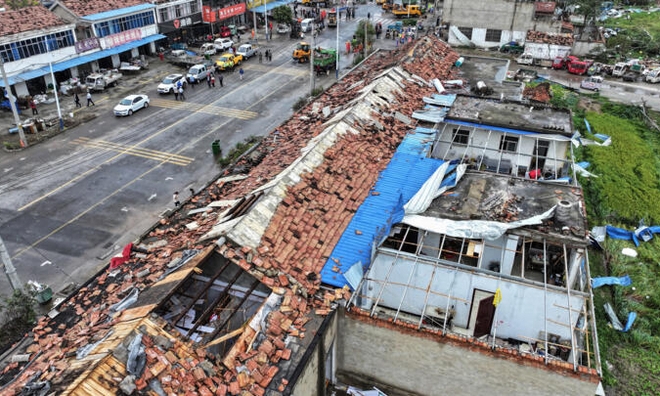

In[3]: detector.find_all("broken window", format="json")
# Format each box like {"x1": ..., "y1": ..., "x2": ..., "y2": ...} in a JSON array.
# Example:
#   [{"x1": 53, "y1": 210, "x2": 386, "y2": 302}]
[
  {"x1": 499, "y1": 135, "x2": 519, "y2": 152},
  {"x1": 452, "y1": 129, "x2": 470, "y2": 145},
  {"x1": 457, "y1": 27, "x2": 473, "y2": 40},
  {"x1": 485, "y1": 29, "x2": 503, "y2": 42}
]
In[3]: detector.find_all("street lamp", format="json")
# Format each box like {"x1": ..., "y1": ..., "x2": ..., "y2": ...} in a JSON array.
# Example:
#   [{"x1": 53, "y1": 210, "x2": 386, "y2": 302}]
[
  {"x1": 263, "y1": 1, "x2": 268, "y2": 41},
  {"x1": 335, "y1": 7, "x2": 340, "y2": 80},
  {"x1": 46, "y1": 40, "x2": 64, "y2": 130},
  {"x1": 0, "y1": 58, "x2": 27, "y2": 148}
]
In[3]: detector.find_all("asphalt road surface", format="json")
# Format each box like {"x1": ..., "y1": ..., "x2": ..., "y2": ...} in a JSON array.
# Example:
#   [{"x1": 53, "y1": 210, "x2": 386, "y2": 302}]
[{"x1": 0, "y1": 3, "x2": 407, "y2": 302}]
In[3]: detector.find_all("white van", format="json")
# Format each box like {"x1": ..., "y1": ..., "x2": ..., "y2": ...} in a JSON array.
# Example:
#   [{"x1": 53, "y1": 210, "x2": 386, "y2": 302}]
[
  {"x1": 300, "y1": 18, "x2": 314, "y2": 33},
  {"x1": 646, "y1": 68, "x2": 660, "y2": 84},
  {"x1": 186, "y1": 64, "x2": 210, "y2": 84}
]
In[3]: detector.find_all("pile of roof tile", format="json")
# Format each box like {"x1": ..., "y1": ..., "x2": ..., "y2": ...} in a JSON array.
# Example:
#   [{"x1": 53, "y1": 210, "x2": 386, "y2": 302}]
[
  {"x1": 60, "y1": 0, "x2": 145, "y2": 17},
  {"x1": 523, "y1": 82, "x2": 552, "y2": 103},
  {"x1": 0, "y1": 1, "x2": 67, "y2": 36},
  {"x1": 525, "y1": 30, "x2": 574, "y2": 46}
]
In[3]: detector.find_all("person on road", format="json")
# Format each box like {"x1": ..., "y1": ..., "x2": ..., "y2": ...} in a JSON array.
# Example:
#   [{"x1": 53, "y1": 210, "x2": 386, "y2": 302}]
[
  {"x1": 259, "y1": 51, "x2": 263, "y2": 64},
  {"x1": 207, "y1": 74, "x2": 212, "y2": 87},
  {"x1": 74, "y1": 92, "x2": 81, "y2": 108},
  {"x1": 218, "y1": 73, "x2": 224, "y2": 87},
  {"x1": 211, "y1": 74, "x2": 216, "y2": 87},
  {"x1": 30, "y1": 99, "x2": 38, "y2": 115},
  {"x1": 178, "y1": 85, "x2": 185, "y2": 100},
  {"x1": 239, "y1": 67, "x2": 244, "y2": 80},
  {"x1": 86, "y1": 91, "x2": 95, "y2": 106},
  {"x1": 174, "y1": 88, "x2": 179, "y2": 101},
  {"x1": 173, "y1": 191, "x2": 180, "y2": 207}
]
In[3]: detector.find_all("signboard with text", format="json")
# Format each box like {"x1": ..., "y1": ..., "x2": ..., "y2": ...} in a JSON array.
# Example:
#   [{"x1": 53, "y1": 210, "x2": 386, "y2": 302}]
[
  {"x1": 202, "y1": 5, "x2": 216, "y2": 22},
  {"x1": 104, "y1": 29, "x2": 142, "y2": 49},
  {"x1": 75, "y1": 37, "x2": 100, "y2": 53},
  {"x1": 218, "y1": 3, "x2": 246, "y2": 20}
]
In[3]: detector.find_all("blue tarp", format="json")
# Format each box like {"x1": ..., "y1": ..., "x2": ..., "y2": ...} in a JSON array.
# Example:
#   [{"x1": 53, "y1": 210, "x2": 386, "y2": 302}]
[
  {"x1": 606, "y1": 224, "x2": 660, "y2": 246},
  {"x1": 320, "y1": 128, "x2": 445, "y2": 288},
  {"x1": 82, "y1": 4, "x2": 156, "y2": 21},
  {"x1": 591, "y1": 275, "x2": 632, "y2": 288},
  {"x1": 624, "y1": 312, "x2": 637, "y2": 332}
]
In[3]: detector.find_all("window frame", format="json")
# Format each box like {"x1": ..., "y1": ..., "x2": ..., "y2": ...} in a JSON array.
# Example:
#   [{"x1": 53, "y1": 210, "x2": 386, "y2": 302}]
[
  {"x1": 457, "y1": 26, "x2": 473, "y2": 40},
  {"x1": 452, "y1": 128, "x2": 470, "y2": 145},
  {"x1": 499, "y1": 135, "x2": 519, "y2": 152},
  {"x1": 485, "y1": 29, "x2": 502, "y2": 42}
]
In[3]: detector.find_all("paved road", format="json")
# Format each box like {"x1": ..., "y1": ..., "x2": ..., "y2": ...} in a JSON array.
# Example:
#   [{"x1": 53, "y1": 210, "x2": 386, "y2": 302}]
[{"x1": 0, "y1": 4, "x2": 403, "y2": 301}]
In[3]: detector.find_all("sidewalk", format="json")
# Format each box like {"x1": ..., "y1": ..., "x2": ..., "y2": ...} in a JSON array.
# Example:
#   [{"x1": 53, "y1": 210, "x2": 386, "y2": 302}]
[{"x1": 1, "y1": 57, "x2": 173, "y2": 149}]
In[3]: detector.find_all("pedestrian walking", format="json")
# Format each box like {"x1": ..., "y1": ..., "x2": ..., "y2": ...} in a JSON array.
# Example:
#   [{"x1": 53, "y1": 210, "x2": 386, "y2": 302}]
[
  {"x1": 268, "y1": 49, "x2": 272, "y2": 62},
  {"x1": 74, "y1": 92, "x2": 81, "y2": 108},
  {"x1": 189, "y1": 188, "x2": 195, "y2": 196},
  {"x1": 239, "y1": 67, "x2": 244, "y2": 80},
  {"x1": 211, "y1": 74, "x2": 216, "y2": 87},
  {"x1": 30, "y1": 99, "x2": 38, "y2": 115},
  {"x1": 174, "y1": 89, "x2": 179, "y2": 101},
  {"x1": 207, "y1": 74, "x2": 212, "y2": 87},
  {"x1": 218, "y1": 74, "x2": 224, "y2": 87},
  {"x1": 86, "y1": 91, "x2": 95, "y2": 106},
  {"x1": 173, "y1": 191, "x2": 180, "y2": 207},
  {"x1": 179, "y1": 85, "x2": 185, "y2": 100},
  {"x1": 259, "y1": 51, "x2": 263, "y2": 63}
]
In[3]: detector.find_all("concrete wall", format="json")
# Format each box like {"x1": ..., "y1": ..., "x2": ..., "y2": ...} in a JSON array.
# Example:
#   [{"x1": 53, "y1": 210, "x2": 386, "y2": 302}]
[
  {"x1": 336, "y1": 311, "x2": 598, "y2": 396},
  {"x1": 572, "y1": 41, "x2": 606, "y2": 57},
  {"x1": 443, "y1": 0, "x2": 565, "y2": 48},
  {"x1": 361, "y1": 250, "x2": 585, "y2": 341},
  {"x1": 290, "y1": 311, "x2": 338, "y2": 396}
]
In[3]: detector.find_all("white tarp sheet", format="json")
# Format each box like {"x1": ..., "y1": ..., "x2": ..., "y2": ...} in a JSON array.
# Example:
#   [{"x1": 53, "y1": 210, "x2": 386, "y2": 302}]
[
  {"x1": 402, "y1": 206, "x2": 557, "y2": 240},
  {"x1": 403, "y1": 163, "x2": 466, "y2": 215}
]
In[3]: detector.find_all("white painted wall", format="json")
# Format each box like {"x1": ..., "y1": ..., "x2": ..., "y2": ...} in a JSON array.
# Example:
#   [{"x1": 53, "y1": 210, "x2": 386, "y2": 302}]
[
  {"x1": 362, "y1": 251, "x2": 585, "y2": 342},
  {"x1": 4, "y1": 46, "x2": 77, "y2": 76},
  {"x1": 434, "y1": 126, "x2": 570, "y2": 176}
]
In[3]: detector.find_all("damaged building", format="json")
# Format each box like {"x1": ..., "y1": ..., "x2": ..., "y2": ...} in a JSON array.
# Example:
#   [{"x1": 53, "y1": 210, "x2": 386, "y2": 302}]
[{"x1": 0, "y1": 37, "x2": 602, "y2": 396}]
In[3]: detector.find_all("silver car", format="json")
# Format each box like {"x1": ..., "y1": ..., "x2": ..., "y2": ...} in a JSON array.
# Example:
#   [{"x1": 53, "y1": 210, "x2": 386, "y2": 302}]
[{"x1": 114, "y1": 94, "x2": 150, "y2": 116}]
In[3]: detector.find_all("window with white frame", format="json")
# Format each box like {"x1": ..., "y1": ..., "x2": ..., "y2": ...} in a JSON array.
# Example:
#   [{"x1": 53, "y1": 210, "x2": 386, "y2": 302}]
[
  {"x1": 452, "y1": 128, "x2": 470, "y2": 145},
  {"x1": 499, "y1": 135, "x2": 519, "y2": 152},
  {"x1": 190, "y1": 0, "x2": 199, "y2": 13},
  {"x1": 159, "y1": 8, "x2": 169, "y2": 22},
  {"x1": 175, "y1": 4, "x2": 183, "y2": 18}
]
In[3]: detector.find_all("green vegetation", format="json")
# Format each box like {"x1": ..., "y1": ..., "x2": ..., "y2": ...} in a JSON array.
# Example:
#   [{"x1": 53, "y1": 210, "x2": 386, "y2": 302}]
[
  {"x1": 0, "y1": 290, "x2": 36, "y2": 348},
  {"x1": 601, "y1": 6, "x2": 660, "y2": 60},
  {"x1": 217, "y1": 136, "x2": 260, "y2": 167},
  {"x1": 272, "y1": 5, "x2": 293, "y2": 25},
  {"x1": 573, "y1": 98, "x2": 660, "y2": 394}
]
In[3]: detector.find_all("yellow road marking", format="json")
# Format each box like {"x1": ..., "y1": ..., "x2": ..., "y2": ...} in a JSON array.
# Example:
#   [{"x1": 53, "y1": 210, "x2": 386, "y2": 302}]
[
  {"x1": 149, "y1": 98, "x2": 258, "y2": 120},
  {"x1": 72, "y1": 137, "x2": 193, "y2": 166},
  {"x1": 11, "y1": 74, "x2": 299, "y2": 260}
]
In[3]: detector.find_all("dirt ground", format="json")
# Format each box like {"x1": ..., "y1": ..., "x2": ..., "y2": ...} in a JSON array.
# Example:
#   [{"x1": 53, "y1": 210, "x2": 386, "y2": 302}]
[{"x1": 1, "y1": 113, "x2": 96, "y2": 150}]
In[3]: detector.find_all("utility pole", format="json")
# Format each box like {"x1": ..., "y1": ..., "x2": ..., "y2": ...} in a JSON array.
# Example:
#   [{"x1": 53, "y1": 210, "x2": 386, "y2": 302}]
[
  {"x1": 46, "y1": 41, "x2": 64, "y2": 130},
  {"x1": 0, "y1": 59, "x2": 27, "y2": 148},
  {"x1": 0, "y1": 236, "x2": 23, "y2": 292},
  {"x1": 310, "y1": 24, "x2": 315, "y2": 96},
  {"x1": 336, "y1": 7, "x2": 340, "y2": 80},
  {"x1": 364, "y1": 19, "x2": 367, "y2": 59}
]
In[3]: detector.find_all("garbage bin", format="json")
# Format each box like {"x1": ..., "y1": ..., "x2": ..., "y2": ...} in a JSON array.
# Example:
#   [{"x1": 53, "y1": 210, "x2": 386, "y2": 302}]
[
  {"x1": 212, "y1": 140, "x2": 221, "y2": 156},
  {"x1": 36, "y1": 286, "x2": 53, "y2": 304}
]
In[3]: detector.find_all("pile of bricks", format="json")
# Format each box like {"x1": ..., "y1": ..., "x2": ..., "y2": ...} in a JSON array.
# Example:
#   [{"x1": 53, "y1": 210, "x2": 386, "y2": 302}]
[
  {"x1": 525, "y1": 31, "x2": 575, "y2": 46},
  {"x1": 523, "y1": 82, "x2": 552, "y2": 103}
]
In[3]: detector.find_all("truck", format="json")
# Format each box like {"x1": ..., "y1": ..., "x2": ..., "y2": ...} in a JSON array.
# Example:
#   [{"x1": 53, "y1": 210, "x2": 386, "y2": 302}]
[
  {"x1": 499, "y1": 41, "x2": 524, "y2": 54},
  {"x1": 236, "y1": 44, "x2": 257, "y2": 59},
  {"x1": 215, "y1": 53, "x2": 243, "y2": 71},
  {"x1": 327, "y1": 10, "x2": 337, "y2": 28},
  {"x1": 513, "y1": 68, "x2": 538, "y2": 82},
  {"x1": 567, "y1": 59, "x2": 592, "y2": 75},
  {"x1": 646, "y1": 68, "x2": 660, "y2": 83},
  {"x1": 292, "y1": 42, "x2": 311, "y2": 63},
  {"x1": 613, "y1": 59, "x2": 645, "y2": 78},
  {"x1": 516, "y1": 41, "x2": 572, "y2": 67},
  {"x1": 186, "y1": 64, "x2": 211, "y2": 84},
  {"x1": 314, "y1": 48, "x2": 338, "y2": 75},
  {"x1": 85, "y1": 70, "x2": 122, "y2": 91},
  {"x1": 392, "y1": 4, "x2": 422, "y2": 18}
]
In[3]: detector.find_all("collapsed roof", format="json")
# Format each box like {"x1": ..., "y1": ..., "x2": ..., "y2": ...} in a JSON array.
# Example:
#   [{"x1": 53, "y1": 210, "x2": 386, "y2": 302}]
[{"x1": 0, "y1": 37, "x2": 461, "y2": 395}]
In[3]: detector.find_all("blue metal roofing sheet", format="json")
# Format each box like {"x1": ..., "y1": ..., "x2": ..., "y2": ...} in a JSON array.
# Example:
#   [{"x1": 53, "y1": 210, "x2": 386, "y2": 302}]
[
  {"x1": 252, "y1": 0, "x2": 294, "y2": 13},
  {"x1": 445, "y1": 119, "x2": 541, "y2": 136},
  {"x1": 83, "y1": 4, "x2": 155, "y2": 21},
  {"x1": 321, "y1": 128, "x2": 445, "y2": 288}
]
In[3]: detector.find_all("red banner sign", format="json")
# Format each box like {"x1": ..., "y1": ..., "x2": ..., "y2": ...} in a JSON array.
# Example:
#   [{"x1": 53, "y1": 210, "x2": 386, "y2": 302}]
[
  {"x1": 202, "y1": 5, "x2": 216, "y2": 23},
  {"x1": 104, "y1": 29, "x2": 142, "y2": 49},
  {"x1": 218, "y1": 3, "x2": 246, "y2": 20}
]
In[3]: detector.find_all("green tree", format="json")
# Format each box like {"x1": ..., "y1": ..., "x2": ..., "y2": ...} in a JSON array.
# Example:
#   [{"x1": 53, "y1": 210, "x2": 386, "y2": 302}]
[
  {"x1": 272, "y1": 5, "x2": 293, "y2": 25},
  {"x1": 0, "y1": 289, "x2": 36, "y2": 348},
  {"x1": 353, "y1": 20, "x2": 376, "y2": 49}
]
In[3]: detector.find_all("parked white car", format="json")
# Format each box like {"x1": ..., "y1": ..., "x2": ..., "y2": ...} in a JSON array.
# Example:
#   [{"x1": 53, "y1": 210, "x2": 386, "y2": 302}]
[
  {"x1": 114, "y1": 94, "x2": 150, "y2": 116},
  {"x1": 157, "y1": 73, "x2": 186, "y2": 94},
  {"x1": 200, "y1": 43, "x2": 217, "y2": 56},
  {"x1": 214, "y1": 38, "x2": 234, "y2": 52}
]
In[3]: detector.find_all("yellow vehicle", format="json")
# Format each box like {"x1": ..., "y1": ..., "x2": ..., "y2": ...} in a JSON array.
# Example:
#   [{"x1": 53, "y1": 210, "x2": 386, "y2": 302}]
[
  {"x1": 301, "y1": 0, "x2": 310, "y2": 4},
  {"x1": 376, "y1": 0, "x2": 386, "y2": 4},
  {"x1": 392, "y1": 4, "x2": 422, "y2": 18},
  {"x1": 382, "y1": 0, "x2": 393, "y2": 11},
  {"x1": 292, "y1": 42, "x2": 311, "y2": 63},
  {"x1": 215, "y1": 53, "x2": 243, "y2": 71}
]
